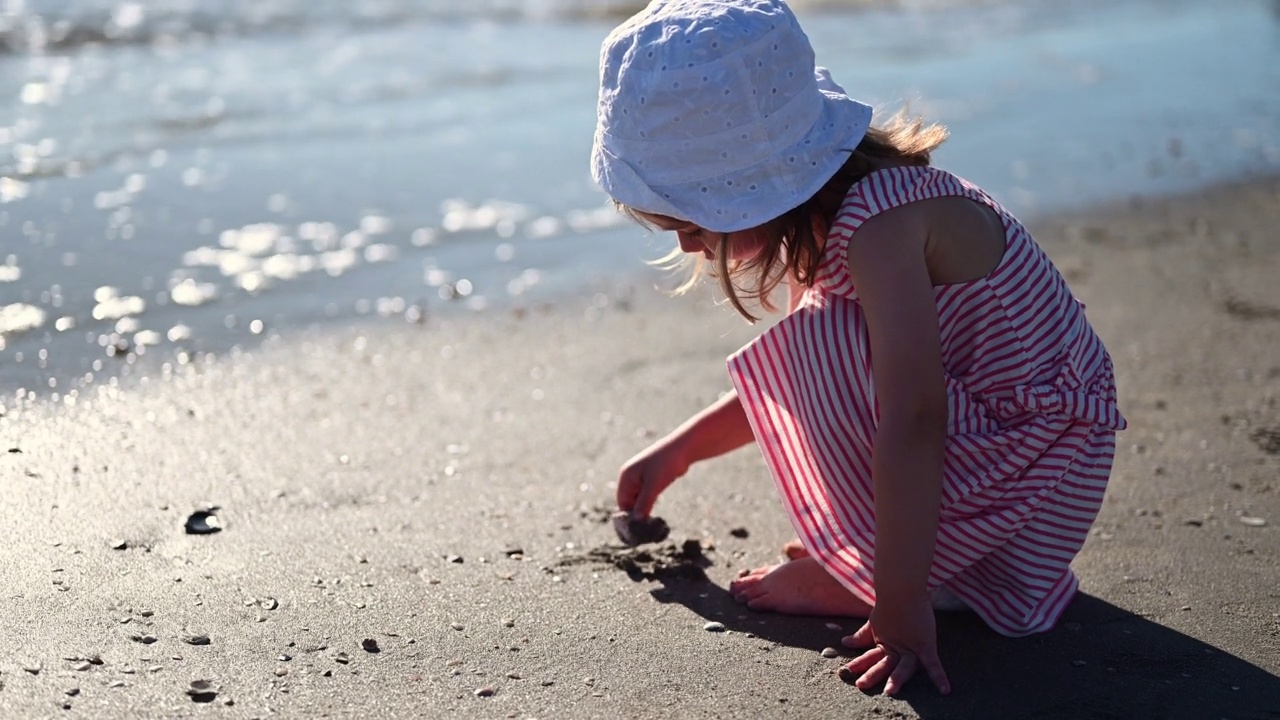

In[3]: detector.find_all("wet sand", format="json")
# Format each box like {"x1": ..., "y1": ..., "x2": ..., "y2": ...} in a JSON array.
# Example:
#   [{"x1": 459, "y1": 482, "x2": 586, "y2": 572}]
[{"x1": 1, "y1": 176, "x2": 1278, "y2": 718}]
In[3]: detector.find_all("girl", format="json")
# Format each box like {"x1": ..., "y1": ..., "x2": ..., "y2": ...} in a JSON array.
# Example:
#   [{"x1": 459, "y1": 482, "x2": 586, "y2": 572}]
[{"x1": 592, "y1": 0, "x2": 1126, "y2": 697}]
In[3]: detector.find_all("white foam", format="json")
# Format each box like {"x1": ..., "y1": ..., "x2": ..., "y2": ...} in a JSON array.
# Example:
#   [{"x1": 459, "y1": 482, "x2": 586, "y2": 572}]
[{"x1": 0, "y1": 303, "x2": 45, "y2": 334}]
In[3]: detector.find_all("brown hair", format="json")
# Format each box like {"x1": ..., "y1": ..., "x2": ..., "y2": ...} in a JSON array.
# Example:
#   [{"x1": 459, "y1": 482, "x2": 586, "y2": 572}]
[{"x1": 621, "y1": 111, "x2": 949, "y2": 322}]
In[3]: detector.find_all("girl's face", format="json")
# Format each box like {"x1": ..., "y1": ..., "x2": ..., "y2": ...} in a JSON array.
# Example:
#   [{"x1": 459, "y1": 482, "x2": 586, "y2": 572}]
[{"x1": 637, "y1": 211, "x2": 767, "y2": 262}]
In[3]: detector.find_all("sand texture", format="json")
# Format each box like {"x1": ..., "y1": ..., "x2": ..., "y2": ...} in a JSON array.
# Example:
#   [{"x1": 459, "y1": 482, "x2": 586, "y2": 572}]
[{"x1": 1, "y1": 177, "x2": 1278, "y2": 718}]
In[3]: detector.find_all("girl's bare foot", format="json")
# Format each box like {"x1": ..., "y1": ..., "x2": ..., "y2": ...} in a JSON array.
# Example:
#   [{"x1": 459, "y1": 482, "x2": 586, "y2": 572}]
[
  {"x1": 782, "y1": 538, "x2": 808, "y2": 560},
  {"x1": 728, "y1": 556, "x2": 872, "y2": 617}
]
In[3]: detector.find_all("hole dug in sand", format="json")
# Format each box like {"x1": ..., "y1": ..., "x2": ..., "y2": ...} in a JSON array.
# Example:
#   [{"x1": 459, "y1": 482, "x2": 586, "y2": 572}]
[{"x1": 556, "y1": 538, "x2": 714, "y2": 582}]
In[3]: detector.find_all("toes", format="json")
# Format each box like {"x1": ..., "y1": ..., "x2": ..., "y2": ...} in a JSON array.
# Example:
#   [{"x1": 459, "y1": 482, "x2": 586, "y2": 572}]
[
  {"x1": 728, "y1": 566, "x2": 773, "y2": 592},
  {"x1": 782, "y1": 539, "x2": 809, "y2": 560},
  {"x1": 729, "y1": 568, "x2": 778, "y2": 604},
  {"x1": 732, "y1": 568, "x2": 757, "y2": 591}
]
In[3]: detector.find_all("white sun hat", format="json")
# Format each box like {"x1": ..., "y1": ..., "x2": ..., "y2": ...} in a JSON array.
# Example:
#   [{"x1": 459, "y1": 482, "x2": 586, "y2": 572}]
[{"x1": 591, "y1": 0, "x2": 873, "y2": 233}]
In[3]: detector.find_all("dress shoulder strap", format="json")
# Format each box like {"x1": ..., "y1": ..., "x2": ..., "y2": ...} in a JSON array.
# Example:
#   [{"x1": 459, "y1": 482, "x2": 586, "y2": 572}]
[{"x1": 813, "y1": 165, "x2": 1010, "y2": 297}]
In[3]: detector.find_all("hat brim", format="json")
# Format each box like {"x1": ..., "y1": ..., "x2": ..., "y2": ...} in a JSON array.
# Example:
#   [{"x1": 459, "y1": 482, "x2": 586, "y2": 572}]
[{"x1": 594, "y1": 86, "x2": 873, "y2": 233}]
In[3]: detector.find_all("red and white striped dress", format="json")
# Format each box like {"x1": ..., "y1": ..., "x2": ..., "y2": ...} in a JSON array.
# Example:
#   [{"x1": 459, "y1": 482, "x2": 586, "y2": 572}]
[{"x1": 726, "y1": 166, "x2": 1126, "y2": 637}]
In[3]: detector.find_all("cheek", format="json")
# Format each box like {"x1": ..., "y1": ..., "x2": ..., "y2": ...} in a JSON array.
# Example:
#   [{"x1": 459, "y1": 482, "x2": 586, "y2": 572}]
[
  {"x1": 726, "y1": 231, "x2": 768, "y2": 261},
  {"x1": 676, "y1": 233, "x2": 703, "y2": 254}
]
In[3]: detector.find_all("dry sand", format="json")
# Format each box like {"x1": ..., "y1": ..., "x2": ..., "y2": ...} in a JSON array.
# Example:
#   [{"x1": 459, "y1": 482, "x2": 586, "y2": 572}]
[{"x1": 1, "y1": 176, "x2": 1278, "y2": 719}]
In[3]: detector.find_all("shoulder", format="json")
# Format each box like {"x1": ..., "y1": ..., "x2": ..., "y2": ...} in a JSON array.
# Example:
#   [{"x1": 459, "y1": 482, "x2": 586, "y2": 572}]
[{"x1": 849, "y1": 193, "x2": 993, "y2": 249}]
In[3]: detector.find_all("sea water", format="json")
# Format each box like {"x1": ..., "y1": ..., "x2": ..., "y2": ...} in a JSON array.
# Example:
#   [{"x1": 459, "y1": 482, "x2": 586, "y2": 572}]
[{"x1": 0, "y1": 0, "x2": 1277, "y2": 396}]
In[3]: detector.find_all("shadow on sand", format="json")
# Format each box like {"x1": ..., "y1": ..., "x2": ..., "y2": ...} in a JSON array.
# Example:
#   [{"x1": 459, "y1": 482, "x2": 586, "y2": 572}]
[{"x1": 647, "y1": 575, "x2": 1280, "y2": 720}]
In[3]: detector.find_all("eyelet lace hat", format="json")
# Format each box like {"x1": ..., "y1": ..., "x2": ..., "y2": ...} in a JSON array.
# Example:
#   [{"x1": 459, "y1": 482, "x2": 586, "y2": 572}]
[{"x1": 591, "y1": 0, "x2": 873, "y2": 233}]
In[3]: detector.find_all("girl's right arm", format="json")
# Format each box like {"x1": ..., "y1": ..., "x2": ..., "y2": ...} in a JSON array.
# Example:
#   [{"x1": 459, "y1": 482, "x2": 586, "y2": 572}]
[{"x1": 616, "y1": 389, "x2": 754, "y2": 518}]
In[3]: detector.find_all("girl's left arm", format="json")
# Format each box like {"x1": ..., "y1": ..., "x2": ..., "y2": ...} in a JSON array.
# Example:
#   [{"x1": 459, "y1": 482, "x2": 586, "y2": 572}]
[{"x1": 841, "y1": 203, "x2": 951, "y2": 696}]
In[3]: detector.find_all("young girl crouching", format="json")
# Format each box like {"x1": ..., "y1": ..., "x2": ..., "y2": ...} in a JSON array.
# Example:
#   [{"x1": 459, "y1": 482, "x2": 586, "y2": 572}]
[{"x1": 592, "y1": 0, "x2": 1126, "y2": 696}]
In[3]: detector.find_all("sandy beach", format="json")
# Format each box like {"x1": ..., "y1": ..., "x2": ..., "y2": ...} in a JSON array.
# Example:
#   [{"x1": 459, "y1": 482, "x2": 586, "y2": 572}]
[{"x1": 1, "y1": 174, "x2": 1278, "y2": 719}]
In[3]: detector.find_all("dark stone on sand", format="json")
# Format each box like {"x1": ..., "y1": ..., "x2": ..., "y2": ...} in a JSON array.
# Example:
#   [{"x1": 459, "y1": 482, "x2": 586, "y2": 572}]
[
  {"x1": 109, "y1": 539, "x2": 128, "y2": 550},
  {"x1": 610, "y1": 511, "x2": 670, "y2": 547},
  {"x1": 361, "y1": 638, "x2": 380, "y2": 653},
  {"x1": 186, "y1": 680, "x2": 218, "y2": 703},
  {"x1": 183, "y1": 634, "x2": 211, "y2": 646},
  {"x1": 474, "y1": 686, "x2": 497, "y2": 697},
  {"x1": 184, "y1": 509, "x2": 222, "y2": 535},
  {"x1": 729, "y1": 527, "x2": 750, "y2": 539}
]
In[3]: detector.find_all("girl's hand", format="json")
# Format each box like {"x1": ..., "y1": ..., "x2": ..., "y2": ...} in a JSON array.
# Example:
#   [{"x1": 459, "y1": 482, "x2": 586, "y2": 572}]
[
  {"x1": 616, "y1": 434, "x2": 691, "y2": 519},
  {"x1": 839, "y1": 595, "x2": 951, "y2": 696}
]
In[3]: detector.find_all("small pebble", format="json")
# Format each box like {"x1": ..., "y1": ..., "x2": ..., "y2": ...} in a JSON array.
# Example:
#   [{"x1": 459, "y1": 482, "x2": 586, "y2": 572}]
[
  {"x1": 447, "y1": 555, "x2": 464, "y2": 564},
  {"x1": 22, "y1": 663, "x2": 41, "y2": 675},
  {"x1": 137, "y1": 634, "x2": 158, "y2": 645},
  {"x1": 139, "y1": 609, "x2": 154, "y2": 618},
  {"x1": 507, "y1": 672, "x2": 522, "y2": 680},
  {"x1": 703, "y1": 622, "x2": 726, "y2": 632},
  {"x1": 73, "y1": 661, "x2": 92, "y2": 672},
  {"x1": 278, "y1": 654, "x2": 292, "y2": 662},
  {"x1": 540, "y1": 679, "x2": 554, "y2": 686},
  {"x1": 334, "y1": 652, "x2": 350, "y2": 665},
  {"x1": 450, "y1": 622, "x2": 465, "y2": 631},
  {"x1": 824, "y1": 622, "x2": 842, "y2": 631},
  {"x1": 474, "y1": 686, "x2": 497, "y2": 698},
  {"x1": 821, "y1": 647, "x2": 839, "y2": 658},
  {"x1": 1239, "y1": 516, "x2": 1267, "y2": 527},
  {"x1": 261, "y1": 598, "x2": 279, "y2": 610},
  {"x1": 186, "y1": 680, "x2": 217, "y2": 701},
  {"x1": 109, "y1": 539, "x2": 128, "y2": 550},
  {"x1": 65, "y1": 688, "x2": 80, "y2": 697},
  {"x1": 274, "y1": 668, "x2": 288, "y2": 677},
  {"x1": 108, "y1": 680, "x2": 125, "y2": 688},
  {"x1": 184, "y1": 634, "x2": 211, "y2": 646},
  {"x1": 502, "y1": 618, "x2": 515, "y2": 628},
  {"x1": 361, "y1": 638, "x2": 380, "y2": 653}
]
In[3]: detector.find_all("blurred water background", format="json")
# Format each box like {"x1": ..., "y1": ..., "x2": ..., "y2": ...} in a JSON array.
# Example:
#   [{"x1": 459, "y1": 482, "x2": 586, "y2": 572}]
[{"x1": 0, "y1": 0, "x2": 1277, "y2": 400}]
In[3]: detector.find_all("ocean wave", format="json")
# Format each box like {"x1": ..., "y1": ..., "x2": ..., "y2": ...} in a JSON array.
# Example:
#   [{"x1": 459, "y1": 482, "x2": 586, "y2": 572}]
[
  {"x1": 0, "y1": 0, "x2": 948, "y2": 56},
  {"x1": 0, "y1": 0, "x2": 647, "y2": 55}
]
